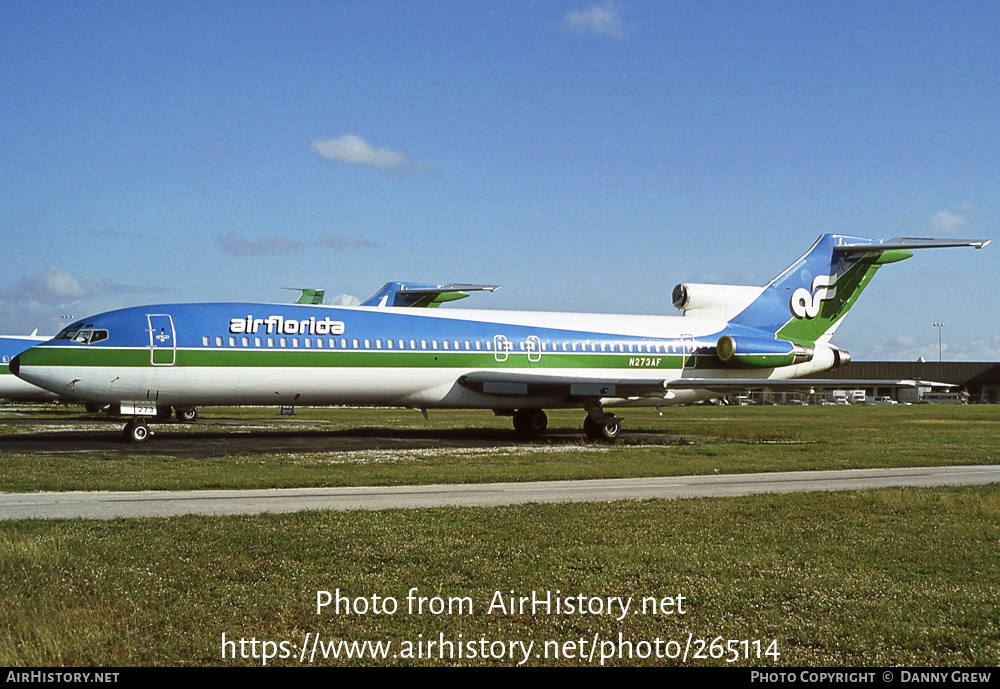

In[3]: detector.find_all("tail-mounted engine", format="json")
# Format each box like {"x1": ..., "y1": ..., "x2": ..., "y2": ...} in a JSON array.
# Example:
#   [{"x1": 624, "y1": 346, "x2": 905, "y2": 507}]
[
  {"x1": 830, "y1": 346, "x2": 851, "y2": 368},
  {"x1": 672, "y1": 283, "x2": 765, "y2": 321},
  {"x1": 716, "y1": 334, "x2": 814, "y2": 368}
]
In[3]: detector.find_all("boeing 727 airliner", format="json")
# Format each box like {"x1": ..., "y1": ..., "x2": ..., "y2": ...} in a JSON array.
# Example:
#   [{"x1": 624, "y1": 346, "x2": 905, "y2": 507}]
[{"x1": 10, "y1": 234, "x2": 988, "y2": 442}]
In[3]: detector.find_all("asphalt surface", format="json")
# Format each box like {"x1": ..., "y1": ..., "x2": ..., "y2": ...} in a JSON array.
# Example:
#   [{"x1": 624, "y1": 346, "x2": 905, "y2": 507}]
[{"x1": 2, "y1": 466, "x2": 998, "y2": 520}]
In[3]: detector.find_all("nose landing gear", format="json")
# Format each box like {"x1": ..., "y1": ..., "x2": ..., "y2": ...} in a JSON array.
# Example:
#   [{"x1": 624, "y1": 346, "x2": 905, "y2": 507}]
[{"x1": 123, "y1": 419, "x2": 151, "y2": 444}]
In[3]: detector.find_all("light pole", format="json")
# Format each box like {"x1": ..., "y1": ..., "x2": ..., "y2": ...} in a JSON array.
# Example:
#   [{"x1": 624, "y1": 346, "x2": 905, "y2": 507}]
[{"x1": 933, "y1": 323, "x2": 944, "y2": 362}]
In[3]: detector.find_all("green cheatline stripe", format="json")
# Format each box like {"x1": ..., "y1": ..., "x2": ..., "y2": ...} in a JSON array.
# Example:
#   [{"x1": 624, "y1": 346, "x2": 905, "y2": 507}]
[
  {"x1": 21, "y1": 346, "x2": 740, "y2": 371},
  {"x1": 0, "y1": 365, "x2": 8, "y2": 376}
]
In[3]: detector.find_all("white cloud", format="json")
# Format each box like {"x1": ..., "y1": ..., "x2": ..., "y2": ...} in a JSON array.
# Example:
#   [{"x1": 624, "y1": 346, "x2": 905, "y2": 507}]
[
  {"x1": 327, "y1": 293, "x2": 361, "y2": 307},
  {"x1": 312, "y1": 135, "x2": 429, "y2": 176},
  {"x1": 15, "y1": 267, "x2": 160, "y2": 302},
  {"x1": 930, "y1": 209, "x2": 968, "y2": 233},
  {"x1": 26, "y1": 267, "x2": 87, "y2": 300},
  {"x1": 566, "y1": 2, "x2": 632, "y2": 39},
  {"x1": 0, "y1": 267, "x2": 167, "y2": 334}
]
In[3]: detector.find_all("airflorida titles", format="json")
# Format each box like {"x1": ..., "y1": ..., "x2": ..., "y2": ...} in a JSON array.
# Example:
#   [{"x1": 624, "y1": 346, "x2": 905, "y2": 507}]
[{"x1": 229, "y1": 315, "x2": 346, "y2": 336}]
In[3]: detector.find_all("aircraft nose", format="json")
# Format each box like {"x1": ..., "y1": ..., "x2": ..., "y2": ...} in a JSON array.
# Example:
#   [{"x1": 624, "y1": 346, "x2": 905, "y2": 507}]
[{"x1": 9, "y1": 355, "x2": 19, "y2": 377}]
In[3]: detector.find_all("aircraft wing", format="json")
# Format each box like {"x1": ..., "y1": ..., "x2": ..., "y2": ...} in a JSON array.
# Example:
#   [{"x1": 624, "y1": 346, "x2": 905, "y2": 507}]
[
  {"x1": 664, "y1": 378, "x2": 954, "y2": 392},
  {"x1": 362, "y1": 282, "x2": 500, "y2": 308},
  {"x1": 457, "y1": 371, "x2": 667, "y2": 398},
  {"x1": 459, "y1": 371, "x2": 954, "y2": 400}
]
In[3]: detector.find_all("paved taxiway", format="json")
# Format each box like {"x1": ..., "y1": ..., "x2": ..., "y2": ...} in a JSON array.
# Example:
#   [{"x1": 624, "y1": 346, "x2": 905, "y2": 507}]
[{"x1": 2, "y1": 466, "x2": 997, "y2": 520}]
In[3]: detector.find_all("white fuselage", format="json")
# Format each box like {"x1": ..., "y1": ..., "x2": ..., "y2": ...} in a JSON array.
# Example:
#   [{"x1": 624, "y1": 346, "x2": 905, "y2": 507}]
[{"x1": 14, "y1": 305, "x2": 837, "y2": 411}]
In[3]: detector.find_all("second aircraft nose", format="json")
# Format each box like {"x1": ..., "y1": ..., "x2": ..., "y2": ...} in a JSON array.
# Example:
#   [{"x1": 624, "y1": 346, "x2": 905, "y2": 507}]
[{"x1": 8, "y1": 355, "x2": 19, "y2": 377}]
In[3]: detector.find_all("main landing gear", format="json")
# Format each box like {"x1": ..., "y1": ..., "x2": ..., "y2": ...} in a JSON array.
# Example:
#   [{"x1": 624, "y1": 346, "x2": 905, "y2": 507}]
[
  {"x1": 582, "y1": 400, "x2": 622, "y2": 441},
  {"x1": 583, "y1": 414, "x2": 621, "y2": 441},
  {"x1": 508, "y1": 403, "x2": 623, "y2": 441},
  {"x1": 512, "y1": 408, "x2": 548, "y2": 435}
]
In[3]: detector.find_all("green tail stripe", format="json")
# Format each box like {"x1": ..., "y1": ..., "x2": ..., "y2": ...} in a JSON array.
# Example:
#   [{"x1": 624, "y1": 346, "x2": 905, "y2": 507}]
[{"x1": 777, "y1": 255, "x2": 883, "y2": 345}]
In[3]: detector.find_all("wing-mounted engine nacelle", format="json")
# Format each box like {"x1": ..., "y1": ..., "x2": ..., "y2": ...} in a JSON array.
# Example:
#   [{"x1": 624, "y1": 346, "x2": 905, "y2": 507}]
[
  {"x1": 672, "y1": 283, "x2": 765, "y2": 321},
  {"x1": 716, "y1": 335, "x2": 814, "y2": 368}
]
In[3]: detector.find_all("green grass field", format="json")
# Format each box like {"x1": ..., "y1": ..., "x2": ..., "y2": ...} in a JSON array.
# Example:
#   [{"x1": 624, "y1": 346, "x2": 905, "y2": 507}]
[
  {"x1": 1, "y1": 404, "x2": 997, "y2": 492},
  {"x1": 1, "y1": 404, "x2": 998, "y2": 666}
]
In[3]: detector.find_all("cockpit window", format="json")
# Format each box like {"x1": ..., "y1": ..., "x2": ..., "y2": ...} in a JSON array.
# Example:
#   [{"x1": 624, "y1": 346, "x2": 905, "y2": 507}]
[{"x1": 54, "y1": 328, "x2": 109, "y2": 345}]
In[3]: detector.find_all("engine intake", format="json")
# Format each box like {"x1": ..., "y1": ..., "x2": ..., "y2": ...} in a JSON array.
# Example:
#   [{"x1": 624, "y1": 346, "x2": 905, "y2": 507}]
[{"x1": 672, "y1": 283, "x2": 765, "y2": 321}]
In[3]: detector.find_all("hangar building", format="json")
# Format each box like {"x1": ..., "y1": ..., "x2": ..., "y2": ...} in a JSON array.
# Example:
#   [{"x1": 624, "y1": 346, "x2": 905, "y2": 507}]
[{"x1": 812, "y1": 361, "x2": 1000, "y2": 404}]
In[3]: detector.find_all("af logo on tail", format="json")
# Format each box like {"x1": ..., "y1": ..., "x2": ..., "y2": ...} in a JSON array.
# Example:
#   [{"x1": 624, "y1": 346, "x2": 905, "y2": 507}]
[{"x1": 790, "y1": 274, "x2": 838, "y2": 319}]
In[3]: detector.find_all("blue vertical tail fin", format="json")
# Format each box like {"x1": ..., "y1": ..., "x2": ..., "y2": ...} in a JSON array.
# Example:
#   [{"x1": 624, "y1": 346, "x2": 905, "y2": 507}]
[
  {"x1": 730, "y1": 234, "x2": 901, "y2": 345},
  {"x1": 730, "y1": 234, "x2": 988, "y2": 345}
]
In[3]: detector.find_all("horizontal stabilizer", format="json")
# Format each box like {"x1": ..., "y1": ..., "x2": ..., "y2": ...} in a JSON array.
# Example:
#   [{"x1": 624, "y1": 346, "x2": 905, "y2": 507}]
[
  {"x1": 362, "y1": 282, "x2": 500, "y2": 308},
  {"x1": 834, "y1": 237, "x2": 990, "y2": 252},
  {"x1": 281, "y1": 287, "x2": 326, "y2": 305}
]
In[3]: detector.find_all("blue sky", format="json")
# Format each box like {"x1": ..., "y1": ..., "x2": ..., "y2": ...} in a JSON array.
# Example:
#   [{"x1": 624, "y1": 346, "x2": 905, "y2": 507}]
[{"x1": 1, "y1": 1, "x2": 997, "y2": 360}]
